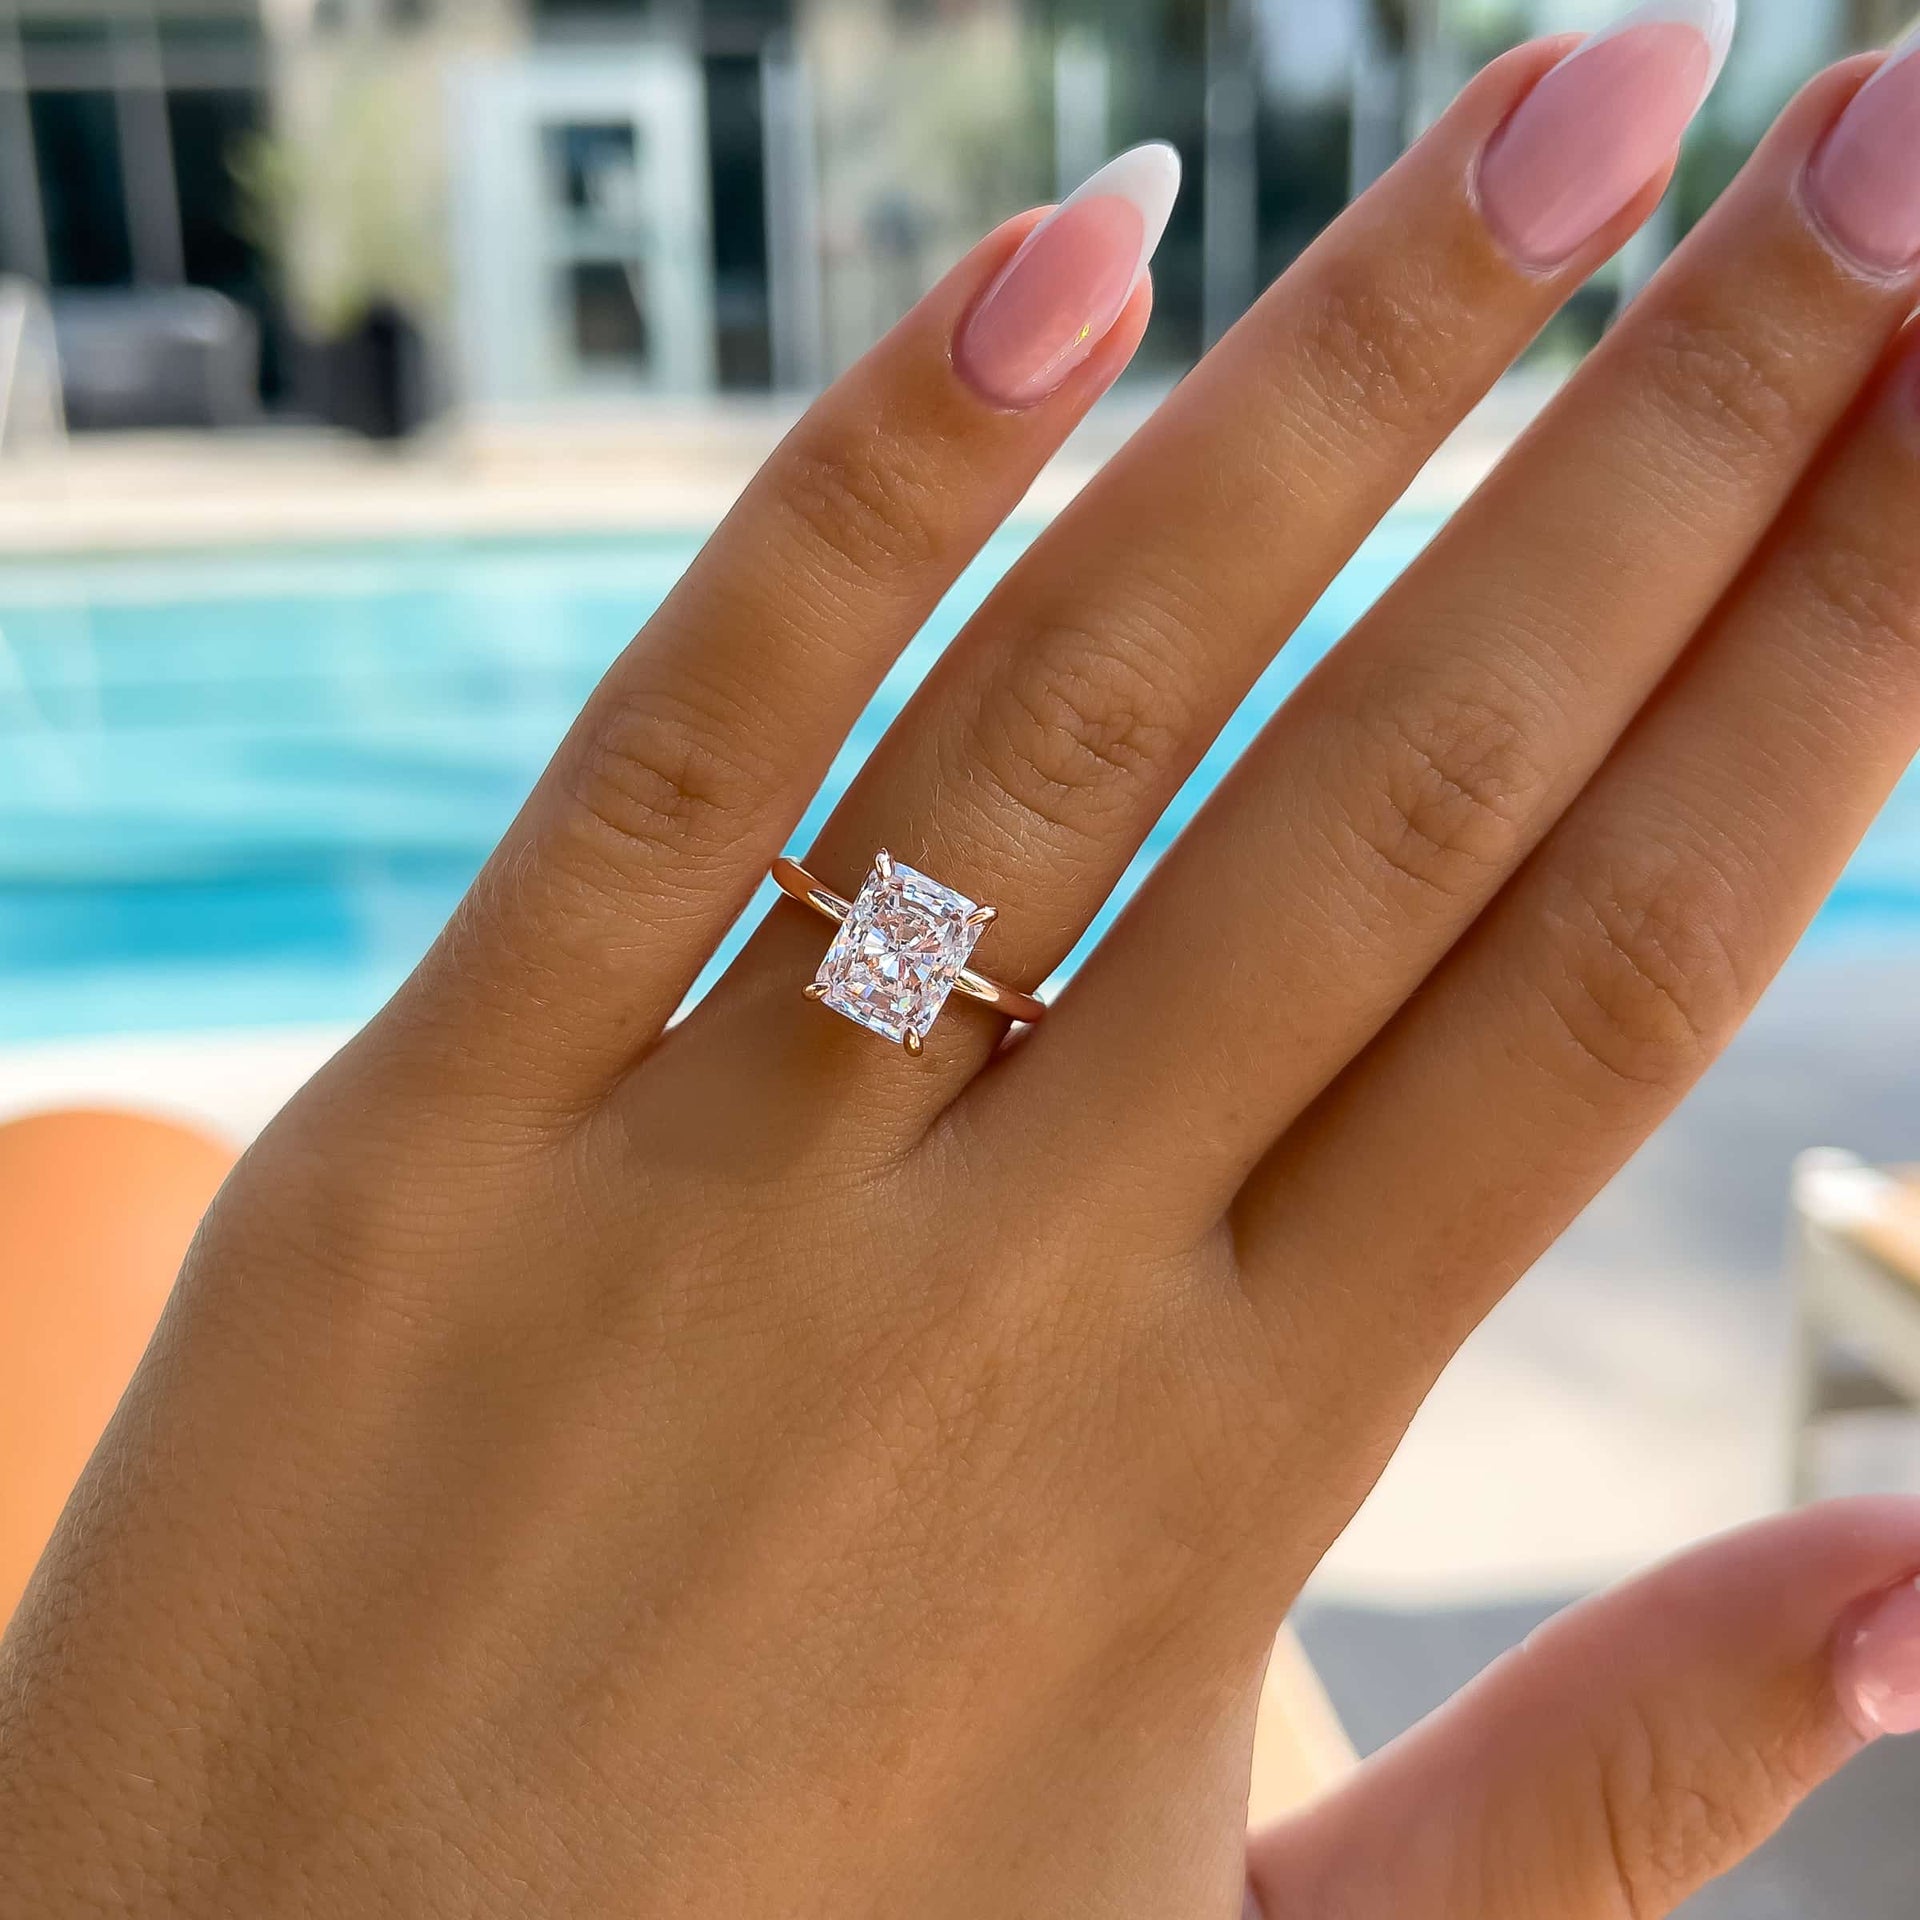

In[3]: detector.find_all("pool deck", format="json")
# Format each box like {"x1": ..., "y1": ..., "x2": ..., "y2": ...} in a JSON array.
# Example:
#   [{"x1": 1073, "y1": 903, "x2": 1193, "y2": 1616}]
[{"x1": 0, "y1": 374, "x2": 1553, "y2": 556}]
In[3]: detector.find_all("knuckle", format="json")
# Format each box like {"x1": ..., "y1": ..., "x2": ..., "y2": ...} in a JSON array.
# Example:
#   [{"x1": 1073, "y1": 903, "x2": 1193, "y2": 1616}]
[
  {"x1": 1594, "y1": 1696, "x2": 1814, "y2": 1917},
  {"x1": 1534, "y1": 854, "x2": 1748, "y2": 1095},
  {"x1": 563, "y1": 687, "x2": 767, "y2": 875},
  {"x1": 1637, "y1": 303, "x2": 1811, "y2": 477},
  {"x1": 1785, "y1": 533, "x2": 1920, "y2": 663},
  {"x1": 1293, "y1": 264, "x2": 1459, "y2": 445},
  {"x1": 771, "y1": 421, "x2": 950, "y2": 592},
  {"x1": 1344, "y1": 672, "x2": 1546, "y2": 900},
  {"x1": 961, "y1": 617, "x2": 1188, "y2": 846}
]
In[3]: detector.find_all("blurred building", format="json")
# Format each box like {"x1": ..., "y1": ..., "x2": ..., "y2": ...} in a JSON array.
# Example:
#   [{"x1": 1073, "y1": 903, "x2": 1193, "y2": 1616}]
[
  {"x1": 0, "y1": 0, "x2": 264, "y2": 297},
  {"x1": 0, "y1": 0, "x2": 1902, "y2": 429}
]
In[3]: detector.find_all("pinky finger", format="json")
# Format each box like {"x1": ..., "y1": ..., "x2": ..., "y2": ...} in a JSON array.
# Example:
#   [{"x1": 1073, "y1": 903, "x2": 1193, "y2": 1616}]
[
  {"x1": 1249, "y1": 1500, "x2": 1920, "y2": 1920},
  {"x1": 1232, "y1": 322, "x2": 1920, "y2": 1393}
]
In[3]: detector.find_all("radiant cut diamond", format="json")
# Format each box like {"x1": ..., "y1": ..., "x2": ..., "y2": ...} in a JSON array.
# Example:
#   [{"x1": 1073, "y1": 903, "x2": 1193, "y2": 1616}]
[{"x1": 815, "y1": 854, "x2": 986, "y2": 1046}]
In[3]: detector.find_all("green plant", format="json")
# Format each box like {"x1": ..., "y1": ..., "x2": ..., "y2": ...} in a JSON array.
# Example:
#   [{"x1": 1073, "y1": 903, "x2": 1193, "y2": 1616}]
[{"x1": 233, "y1": 55, "x2": 446, "y2": 341}]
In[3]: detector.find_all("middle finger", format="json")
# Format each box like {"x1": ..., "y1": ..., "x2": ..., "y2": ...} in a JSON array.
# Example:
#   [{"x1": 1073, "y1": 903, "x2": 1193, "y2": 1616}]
[{"x1": 699, "y1": 20, "x2": 1711, "y2": 1098}]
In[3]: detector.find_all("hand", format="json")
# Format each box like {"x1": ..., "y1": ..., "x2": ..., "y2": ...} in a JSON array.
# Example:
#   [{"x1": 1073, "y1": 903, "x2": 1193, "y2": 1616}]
[
  {"x1": 1251, "y1": 1502, "x2": 1920, "y2": 1920},
  {"x1": 7, "y1": 18, "x2": 1920, "y2": 1918}
]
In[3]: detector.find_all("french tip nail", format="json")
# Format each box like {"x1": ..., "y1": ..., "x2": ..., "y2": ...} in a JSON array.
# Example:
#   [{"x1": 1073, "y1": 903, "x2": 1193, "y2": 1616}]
[
  {"x1": 1699, "y1": 0, "x2": 1739, "y2": 92},
  {"x1": 1575, "y1": 0, "x2": 1738, "y2": 98},
  {"x1": 1060, "y1": 142, "x2": 1183, "y2": 288},
  {"x1": 954, "y1": 141, "x2": 1177, "y2": 409},
  {"x1": 1480, "y1": 0, "x2": 1726, "y2": 270},
  {"x1": 1066, "y1": 141, "x2": 1184, "y2": 211}
]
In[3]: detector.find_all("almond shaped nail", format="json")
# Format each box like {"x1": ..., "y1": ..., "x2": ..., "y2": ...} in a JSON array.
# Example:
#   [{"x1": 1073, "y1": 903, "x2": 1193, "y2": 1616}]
[
  {"x1": 954, "y1": 142, "x2": 1181, "y2": 411},
  {"x1": 1805, "y1": 18, "x2": 1920, "y2": 276},
  {"x1": 1478, "y1": 0, "x2": 1734, "y2": 271}
]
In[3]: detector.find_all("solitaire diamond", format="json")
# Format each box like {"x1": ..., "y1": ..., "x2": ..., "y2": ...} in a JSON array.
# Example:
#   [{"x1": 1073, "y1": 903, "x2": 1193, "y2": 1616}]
[{"x1": 814, "y1": 853, "x2": 987, "y2": 1046}]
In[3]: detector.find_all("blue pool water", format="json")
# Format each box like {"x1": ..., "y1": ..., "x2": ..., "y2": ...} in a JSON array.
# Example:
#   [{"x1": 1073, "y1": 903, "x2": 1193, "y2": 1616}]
[{"x1": 2, "y1": 520, "x2": 1917, "y2": 1046}]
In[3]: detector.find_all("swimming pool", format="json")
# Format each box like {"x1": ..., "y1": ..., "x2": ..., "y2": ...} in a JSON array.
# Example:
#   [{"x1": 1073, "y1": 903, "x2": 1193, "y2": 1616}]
[{"x1": 2, "y1": 520, "x2": 1918, "y2": 1046}]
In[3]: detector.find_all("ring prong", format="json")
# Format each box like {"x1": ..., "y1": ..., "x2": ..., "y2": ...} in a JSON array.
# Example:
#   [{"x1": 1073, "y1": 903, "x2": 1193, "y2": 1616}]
[
  {"x1": 965, "y1": 904, "x2": 997, "y2": 931},
  {"x1": 903, "y1": 1030, "x2": 925, "y2": 1056},
  {"x1": 873, "y1": 847, "x2": 894, "y2": 880},
  {"x1": 803, "y1": 981, "x2": 828, "y2": 1001}
]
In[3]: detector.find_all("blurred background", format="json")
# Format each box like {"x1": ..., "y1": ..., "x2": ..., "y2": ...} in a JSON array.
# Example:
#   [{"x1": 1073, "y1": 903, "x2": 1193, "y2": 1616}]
[
  {"x1": 3, "y1": 2, "x2": 1920, "y2": 1907},
  {"x1": 6, "y1": 0, "x2": 1911, "y2": 420}
]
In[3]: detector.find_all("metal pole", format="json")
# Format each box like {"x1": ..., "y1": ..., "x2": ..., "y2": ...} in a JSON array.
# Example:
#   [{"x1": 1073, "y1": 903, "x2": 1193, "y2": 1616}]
[
  {"x1": 761, "y1": 31, "x2": 825, "y2": 393},
  {"x1": 1348, "y1": 0, "x2": 1406, "y2": 201},
  {"x1": 1201, "y1": 0, "x2": 1258, "y2": 349},
  {"x1": 1052, "y1": 27, "x2": 1110, "y2": 201},
  {"x1": 0, "y1": 5, "x2": 49, "y2": 283},
  {"x1": 113, "y1": 2, "x2": 187, "y2": 285},
  {"x1": 1403, "y1": 0, "x2": 1461, "y2": 140}
]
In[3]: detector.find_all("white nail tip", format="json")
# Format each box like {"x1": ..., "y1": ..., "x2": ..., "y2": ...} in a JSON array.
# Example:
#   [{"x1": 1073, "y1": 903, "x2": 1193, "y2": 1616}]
[
  {"x1": 1878, "y1": 14, "x2": 1920, "y2": 69},
  {"x1": 1052, "y1": 142, "x2": 1183, "y2": 296},
  {"x1": 1844, "y1": 15, "x2": 1920, "y2": 105},
  {"x1": 1571, "y1": 0, "x2": 1738, "y2": 100}
]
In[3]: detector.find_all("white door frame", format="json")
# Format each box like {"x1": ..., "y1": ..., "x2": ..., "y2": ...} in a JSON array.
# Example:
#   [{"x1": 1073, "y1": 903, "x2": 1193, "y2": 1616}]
[{"x1": 450, "y1": 46, "x2": 715, "y2": 407}]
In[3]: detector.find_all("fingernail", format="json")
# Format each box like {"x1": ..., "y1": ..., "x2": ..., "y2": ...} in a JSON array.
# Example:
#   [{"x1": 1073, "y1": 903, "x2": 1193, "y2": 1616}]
[
  {"x1": 1804, "y1": 20, "x2": 1920, "y2": 277},
  {"x1": 1836, "y1": 1574, "x2": 1920, "y2": 1739},
  {"x1": 1478, "y1": 0, "x2": 1734, "y2": 270},
  {"x1": 954, "y1": 143, "x2": 1180, "y2": 410}
]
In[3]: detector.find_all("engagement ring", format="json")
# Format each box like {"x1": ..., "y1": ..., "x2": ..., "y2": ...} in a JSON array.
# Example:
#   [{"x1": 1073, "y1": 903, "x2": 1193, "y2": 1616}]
[{"x1": 772, "y1": 852, "x2": 1046, "y2": 1053}]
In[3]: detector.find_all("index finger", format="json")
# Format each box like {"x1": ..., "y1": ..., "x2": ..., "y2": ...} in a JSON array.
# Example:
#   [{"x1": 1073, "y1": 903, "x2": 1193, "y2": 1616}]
[{"x1": 390, "y1": 152, "x2": 1178, "y2": 1112}]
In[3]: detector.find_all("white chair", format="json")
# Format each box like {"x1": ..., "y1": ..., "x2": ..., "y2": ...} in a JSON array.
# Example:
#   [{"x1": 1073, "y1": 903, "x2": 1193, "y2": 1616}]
[
  {"x1": 0, "y1": 275, "x2": 65, "y2": 453},
  {"x1": 1788, "y1": 1149, "x2": 1920, "y2": 1504},
  {"x1": 1248, "y1": 1625, "x2": 1358, "y2": 1820}
]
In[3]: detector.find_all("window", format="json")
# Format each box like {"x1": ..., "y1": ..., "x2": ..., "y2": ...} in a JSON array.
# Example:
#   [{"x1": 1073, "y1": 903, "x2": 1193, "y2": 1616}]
[
  {"x1": 28, "y1": 88, "x2": 132, "y2": 286},
  {"x1": 545, "y1": 120, "x2": 644, "y2": 227},
  {"x1": 566, "y1": 260, "x2": 650, "y2": 368}
]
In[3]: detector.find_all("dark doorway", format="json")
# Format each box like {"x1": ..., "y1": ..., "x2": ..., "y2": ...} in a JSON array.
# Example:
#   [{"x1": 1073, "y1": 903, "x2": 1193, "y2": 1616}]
[
  {"x1": 704, "y1": 51, "x2": 771, "y2": 389},
  {"x1": 28, "y1": 88, "x2": 132, "y2": 286}
]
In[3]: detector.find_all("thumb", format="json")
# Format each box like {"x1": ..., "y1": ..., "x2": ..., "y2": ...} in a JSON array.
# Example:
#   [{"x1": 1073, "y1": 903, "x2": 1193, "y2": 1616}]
[{"x1": 1248, "y1": 1498, "x2": 1920, "y2": 1920}]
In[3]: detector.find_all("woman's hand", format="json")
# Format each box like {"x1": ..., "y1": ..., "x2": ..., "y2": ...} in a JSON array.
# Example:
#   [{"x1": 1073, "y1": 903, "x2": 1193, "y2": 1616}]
[
  {"x1": 8, "y1": 11, "x2": 1920, "y2": 1916},
  {"x1": 1253, "y1": 1500, "x2": 1920, "y2": 1919}
]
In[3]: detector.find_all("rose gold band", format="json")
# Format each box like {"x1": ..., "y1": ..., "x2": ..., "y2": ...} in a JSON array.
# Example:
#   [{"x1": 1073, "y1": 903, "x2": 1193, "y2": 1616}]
[{"x1": 770, "y1": 857, "x2": 1048, "y2": 1026}]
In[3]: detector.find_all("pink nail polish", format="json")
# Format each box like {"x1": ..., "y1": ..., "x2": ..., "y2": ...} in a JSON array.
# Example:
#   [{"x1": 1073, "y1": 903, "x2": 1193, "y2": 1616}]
[
  {"x1": 954, "y1": 144, "x2": 1179, "y2": 411},
  {"x1": 1836, "y1": 1575, "x2": 1920, "y2": 1739},
  {"x1": 1805, "y1": 22, "x2": 1920, "y2": 276},
  {"x1": 1477, "y1": 1, "x2": 1733, "y2": 271}
]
